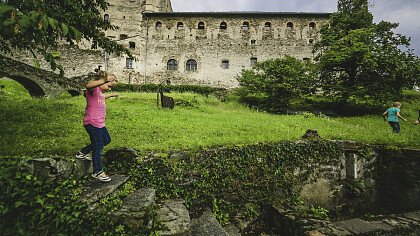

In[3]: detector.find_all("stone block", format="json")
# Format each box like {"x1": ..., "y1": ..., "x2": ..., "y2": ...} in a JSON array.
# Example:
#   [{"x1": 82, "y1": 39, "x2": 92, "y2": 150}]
[
  {"x1": 157, "y1": 199, "x2": 190, "y2": 236},
  {"x1": 79, "y1": 175, "x2": 129, "y2": 205},
  {"x1": 112, "y1": 188, "x2": 156, "y2": 230},
  {"x1": 25, "y1": 157, "x2": 92, "y2": 180},
  {"x1": 190, "y1": 211, "x2": 229, "y2": 236},
  {"x1": 334, "y1": 218, "x2": 393, "y2": 235}
]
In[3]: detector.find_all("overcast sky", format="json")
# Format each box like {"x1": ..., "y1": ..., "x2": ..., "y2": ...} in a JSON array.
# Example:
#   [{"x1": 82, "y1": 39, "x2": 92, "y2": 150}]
[{"x1": 171, "y1": 0, "x2": 420, "y2": 56}]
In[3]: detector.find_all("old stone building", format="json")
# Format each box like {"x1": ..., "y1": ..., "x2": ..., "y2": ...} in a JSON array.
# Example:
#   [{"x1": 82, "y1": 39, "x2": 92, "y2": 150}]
[
  {"x1": 8, "y1": 0, "x2": 330, "y2": 88},
  {"x1": 102, "y1": 0, "x2": 330, "y2": 87}
]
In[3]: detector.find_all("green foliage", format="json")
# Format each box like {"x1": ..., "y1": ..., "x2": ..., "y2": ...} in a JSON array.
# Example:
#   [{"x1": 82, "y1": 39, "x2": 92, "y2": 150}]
[
  {"x1": 0, "y1": 158, "x2": 157, "y2": 235},
  {"x1": 315, "y1": 0, "x2": 420, "y2": 106},
  {"x1": 236, "y1": 56, "x2": 316, "y2": 112},
  {"x1": 310, "y1": 205, "x2": 329, "y2": 219},
  {"x1": 113, "y1": 83, "x2": 228, "y2": 98},
  {"x1": 129, "y1": 140, "x2": 343, "y2": 225},
  {"x1": 0, "y1": 0, "x2": 131, "y2": 73},
  {"x1": 0, "y1": 159, "x2": 82, "y2": 235},
  {"x1": 212, "y1": 198, "x2": 229, "y2": 226}
]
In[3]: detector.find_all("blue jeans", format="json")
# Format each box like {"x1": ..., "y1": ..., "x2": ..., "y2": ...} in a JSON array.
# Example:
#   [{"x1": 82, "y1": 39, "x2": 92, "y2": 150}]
[
  {"x1": 81, "y1": 124, "x2": 111, "y2": 174},
  {"x1": 388, "y1": 121, "x2": 400, "y2": 133}
]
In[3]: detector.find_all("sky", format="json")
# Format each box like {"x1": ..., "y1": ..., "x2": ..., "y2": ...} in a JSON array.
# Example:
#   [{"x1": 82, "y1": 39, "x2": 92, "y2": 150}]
[{"x1": 171, "y1": 0, "x2": 420, "y2": 56}]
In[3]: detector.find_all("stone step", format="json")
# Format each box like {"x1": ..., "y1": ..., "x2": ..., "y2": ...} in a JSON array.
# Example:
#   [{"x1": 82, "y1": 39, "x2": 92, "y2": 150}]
[
  {"x1": 111, "y1": 188, "x2": 156, "y2": 230},
  {"x1": 79, "y1": 174, "x2": 129, "y2": 205},
  {"x1": 190, "y1": 210, "x2": 229, "y2": 236},
  {"x1": 156, "y1": 199, "x2": 191, "y2": 235},
  {"x1": 25, "y1": 157, "x2": 92, "y2": 179}
]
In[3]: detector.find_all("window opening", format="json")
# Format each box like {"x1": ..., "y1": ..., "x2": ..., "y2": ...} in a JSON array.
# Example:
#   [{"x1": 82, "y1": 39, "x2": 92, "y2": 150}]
[
  {"x1": 250, "y1": 57, "x2": 257, "y2": 67},
  {"x1": 156, "y1": 21, "x2": 162, "y2": 30},
  {"x1": 264, "y1": 22, "x2": 271, "y2": 30},
  {"x1": 104, "y1": 14, "x2": 110, "y2": 23},
  {"x1": 167, "y1": 59, "x2": 178, "y2": 70},
  {"x1": 251, "y1": 40, "x2": 256, "y2": 45},
  {"x1": 286, "y1": 22, "x2": 294, "y2": 30},
  {"x1": 177, "y1": 22, "x2": 184, "y2": 30},
  {"x1": 309, "y1": 22, "x2": 316, "y2": 30},
  {"x1": 221, "y1": 60, "x2": 229, "y2": 69},
  {"x1": 242, "y1": 22, "x2": 249, "y2": 31},
  {"x1": 129, "y1": 41, "x2": 136, "y2": 49},
  {"x1": 198, "y1": 21, "x2": 205, "y2": 30},
  {"x1": 120, "y1": 34, "x2": 128, "y2": 40},
  {"x1": 186, "y1": 59, "x2": 197, "y2": 71},
  {"x1": 220, "y1": 22, "x2": 227, "y2": 30},
  {"x1": 126, "y1": 58, "x2": 133, "y2": 69}
]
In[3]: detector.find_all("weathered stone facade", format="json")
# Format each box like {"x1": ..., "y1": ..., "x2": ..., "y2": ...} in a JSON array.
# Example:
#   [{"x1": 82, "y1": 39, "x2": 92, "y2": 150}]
[
  {"x1": 103, "y1": 0, "x2": 330, "y2": 88},
  {"x1": 5, "y1": 0, "x2": 330, "y2": 89}
]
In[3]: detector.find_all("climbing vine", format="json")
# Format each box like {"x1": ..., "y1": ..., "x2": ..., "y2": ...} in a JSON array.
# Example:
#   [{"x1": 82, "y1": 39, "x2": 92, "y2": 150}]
[{"x1": 129, "y1": 140, "x2": 343, "y2": 224}]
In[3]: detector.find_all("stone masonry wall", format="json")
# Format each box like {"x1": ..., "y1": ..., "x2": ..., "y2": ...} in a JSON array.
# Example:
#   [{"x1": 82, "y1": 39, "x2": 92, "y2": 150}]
[
  {"x1": 109, "y1": 13, "x2": 329, "y2": 88},
  {"x1": 4, "y1": 0, "x2": 329, "y2": 88}
]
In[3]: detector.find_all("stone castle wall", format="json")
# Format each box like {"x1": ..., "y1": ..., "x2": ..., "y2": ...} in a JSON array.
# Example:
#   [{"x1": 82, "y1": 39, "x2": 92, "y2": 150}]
[
  {"x1": 101, "y1": 0, "x2": 330, "y2": 87},
  {"x1": 126, "y1": 13, "x2": 329, "y2": 87},
  {"x1": 6, "y1": 0, "x2": 330, "y2": 88}
]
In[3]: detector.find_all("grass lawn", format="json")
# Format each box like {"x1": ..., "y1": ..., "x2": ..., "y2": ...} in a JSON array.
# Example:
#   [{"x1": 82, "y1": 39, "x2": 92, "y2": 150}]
[{"x1": 1, "y1": 78, "x2": 419, "y2": 157}]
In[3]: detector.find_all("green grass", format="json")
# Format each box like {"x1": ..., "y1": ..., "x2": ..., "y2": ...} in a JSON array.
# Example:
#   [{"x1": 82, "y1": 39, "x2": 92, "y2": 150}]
[{"x1": 1, "y1": 78, "x2": 419, "y2": 157}]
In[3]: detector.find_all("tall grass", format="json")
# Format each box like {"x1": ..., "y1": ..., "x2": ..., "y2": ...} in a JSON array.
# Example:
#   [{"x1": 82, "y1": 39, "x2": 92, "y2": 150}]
[{"x1": 1, "y1": 78, "x2": 419, "y2": 157}]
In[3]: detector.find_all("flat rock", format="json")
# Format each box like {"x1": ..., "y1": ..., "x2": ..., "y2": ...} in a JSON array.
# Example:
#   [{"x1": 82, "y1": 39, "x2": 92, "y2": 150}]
[
  {"x1": 79, "y1": 175, "x2": 129, "y2": 204},
  {"x1": 157, "y1": 199, "x2": 190, "y2": 236},
  {"x1": 112, "y1": 188, "x2": 156, "y2": 230},
  {"x1": 404, "y1": 211, "x2": 420, "y2": 222},
  {"x1": 26, "y1": 157, "x2": 92, "y2": 179},
  {"x1": 223, "y1": 225, "x2": 241, "y2": 236},
  {"x1": 190, "y1": 211, "x2": 228, "y2": 236},
  {"x1": 334, "y1": 218, "x2": 392, "y2": 235}
]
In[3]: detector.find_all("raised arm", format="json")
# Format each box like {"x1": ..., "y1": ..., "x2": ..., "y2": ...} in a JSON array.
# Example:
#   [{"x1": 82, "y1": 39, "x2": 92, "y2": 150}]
[{"x1": 85, "y1": 76, "x2": 112, "y2": 90}]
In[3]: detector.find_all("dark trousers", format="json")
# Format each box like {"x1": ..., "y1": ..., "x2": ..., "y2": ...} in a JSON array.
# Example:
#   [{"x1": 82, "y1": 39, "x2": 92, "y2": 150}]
[
  {"x1": 388, "y1": 121, "x2": 400, "y2": 133},
  {"x1": 81, "y1": 124, "x2": 111, "y2": 174}
]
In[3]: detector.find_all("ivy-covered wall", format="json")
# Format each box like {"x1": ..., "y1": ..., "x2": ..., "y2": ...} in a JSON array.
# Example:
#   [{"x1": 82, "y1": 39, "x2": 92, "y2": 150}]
[
  {"x1": 1, "y1": 140, "x2": 419, "y2": 235},
  {"x1": 376, "y1": 148, "x2": 420, "y2": 212}
]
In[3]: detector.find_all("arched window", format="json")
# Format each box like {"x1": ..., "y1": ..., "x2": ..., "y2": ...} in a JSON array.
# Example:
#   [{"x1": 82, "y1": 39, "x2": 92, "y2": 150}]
[
  {"x1": 167, "y1": 59, "x2": 178, "y2": 70},
  {"x1": 286, "y1": 22, "x2": 294, "y2": 30},
  {"x1": 220, "y1": 22, "x2": 227, "y2": 30},
  {"x1": 264, "y1": 22, "x2": 271, "y2": 30},
  {"x1": 242, "y1": 22, "x2": 250, "y2": 31},
  {"x1": 221, "y1": 60, "x2": 229, "y2": 69},
  {"x1": 309, "y1": 22, "x2": 316, "y2": 30},
  {"x1": 156, "y1": 21, "x2": 162, "y2": 30},
  {"x1": 186, "y1": 59, "x2": 197, "y2": 71},
  {"x1": 177, "y1": 22, "x2": 184, "y2": 30},
  {"x1": 198, "y1": 21, "x2": 205, "y2": 30},
  {"x1": 104, "y1": 14, "x2": 110, "y2": 23}
]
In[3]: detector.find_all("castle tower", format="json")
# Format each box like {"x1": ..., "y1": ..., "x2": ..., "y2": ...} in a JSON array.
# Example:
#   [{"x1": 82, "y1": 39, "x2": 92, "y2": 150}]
[{"x1": 143, "y1": 0, "x2": 173, "y2": 13}]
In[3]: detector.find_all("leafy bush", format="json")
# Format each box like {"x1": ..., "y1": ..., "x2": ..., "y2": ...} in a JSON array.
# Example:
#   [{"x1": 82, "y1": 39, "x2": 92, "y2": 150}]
[
  {"x1": 113, "y1": 83, "x2": 228, "y2": 98},
  {"x1": 236, "y1": 56, "x2": 316, "y2": 113},
  {"x1": 0, "y1": 159, "x2": 139, "y2": 235}
]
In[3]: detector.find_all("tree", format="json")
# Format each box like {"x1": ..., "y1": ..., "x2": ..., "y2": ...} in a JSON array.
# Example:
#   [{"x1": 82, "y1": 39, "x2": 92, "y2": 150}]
[
  {"x1": 0, "y1": 0, "x2": 131, "y2": 73},
  {"x1": 315, "y1": 0, "x2": 420, "y2": 106},
  {"x1": 236, "y1": 56, "x2": 316, "y2": 112}
]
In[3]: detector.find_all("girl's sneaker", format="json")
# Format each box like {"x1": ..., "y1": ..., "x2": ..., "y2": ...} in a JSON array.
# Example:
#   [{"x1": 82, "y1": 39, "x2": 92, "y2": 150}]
[
  {"x1": 92, "y1": 172, "x2": 111, "y2": 182},
  {"x1": 75, "y1": 152, "x2": 92, "y2": 161}
]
